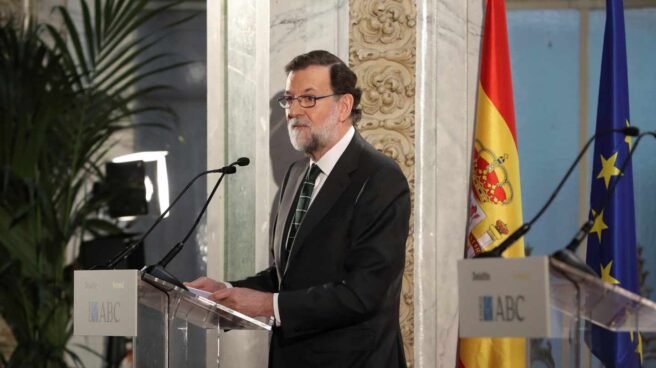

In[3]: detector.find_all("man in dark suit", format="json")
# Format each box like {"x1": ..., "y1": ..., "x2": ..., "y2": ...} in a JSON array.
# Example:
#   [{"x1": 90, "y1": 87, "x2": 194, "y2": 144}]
[{"x1": 187, "y1": 50, "x2": 410, "y2": 367}]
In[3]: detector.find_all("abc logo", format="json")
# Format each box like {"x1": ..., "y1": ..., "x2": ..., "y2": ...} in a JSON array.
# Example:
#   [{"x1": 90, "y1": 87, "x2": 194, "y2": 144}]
[{"x1": 479, "y1": 295, "x2": 525, "y2": 322}]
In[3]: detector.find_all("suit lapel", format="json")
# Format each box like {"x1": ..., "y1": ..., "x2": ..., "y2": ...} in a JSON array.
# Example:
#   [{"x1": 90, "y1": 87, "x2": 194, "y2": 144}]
[{"x1": 283, "y1": 133, "x2": 363, "y2": 275}]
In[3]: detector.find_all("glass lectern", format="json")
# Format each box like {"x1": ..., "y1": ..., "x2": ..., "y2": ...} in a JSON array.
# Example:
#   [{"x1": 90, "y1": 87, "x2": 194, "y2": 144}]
[
  {"x1": 134, "y1": 273, "x2": 271, "y2": 368},
  {"x1": 458, "y1": 256, "x2": 656, "y2": 367}
]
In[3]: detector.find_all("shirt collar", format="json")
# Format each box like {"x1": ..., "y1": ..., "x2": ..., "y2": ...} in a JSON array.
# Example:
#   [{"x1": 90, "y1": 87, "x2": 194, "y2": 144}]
[{"x1": 311, "y1": 126, "x2": 355, "y2": 177}]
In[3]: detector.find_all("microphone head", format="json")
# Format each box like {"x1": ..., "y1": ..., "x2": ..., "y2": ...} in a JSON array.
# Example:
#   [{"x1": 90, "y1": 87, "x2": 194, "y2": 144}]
[
  {"x1": 623, "y1": 126, "x2": 640, "y2": 136},
  {"x1": 235, "y1": 157, "x2": 250, "y2": 166}
]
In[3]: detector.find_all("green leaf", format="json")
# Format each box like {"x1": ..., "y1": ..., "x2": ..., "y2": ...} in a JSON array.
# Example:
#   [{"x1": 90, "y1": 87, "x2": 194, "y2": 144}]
[
  {"x1": 54, "y1": 6, "x2": 90, "y2": 81},
  {"x1": 80, "y1": 0, "x2": 96, "y2": 66},
  {"x1": 94, "y1": 0, "x2": 103, "y2": 50},
  {"x1": 107, "y1": 60, "x2": 192, "y2": 98}
]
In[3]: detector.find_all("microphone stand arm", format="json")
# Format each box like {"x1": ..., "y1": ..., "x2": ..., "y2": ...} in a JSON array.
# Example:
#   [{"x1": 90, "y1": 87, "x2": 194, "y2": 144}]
[
  {"x1": 143, "y1": 168, "x2": 231, "y2": 289},
  {"x1": 552, "y1": 131, "x2": 650, "y2": 275},
  {"x1": 473, "y1": 127, "x2": 637, "y2": 259},
  {"x1": 97, "y1": 170, "x2": 219, "y2": 270}
]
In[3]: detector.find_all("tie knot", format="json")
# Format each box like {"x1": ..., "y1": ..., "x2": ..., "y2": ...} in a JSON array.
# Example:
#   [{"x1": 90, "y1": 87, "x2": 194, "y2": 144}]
[{"x1": 307, "y1": 164, "x2": 322, "y2": 182}]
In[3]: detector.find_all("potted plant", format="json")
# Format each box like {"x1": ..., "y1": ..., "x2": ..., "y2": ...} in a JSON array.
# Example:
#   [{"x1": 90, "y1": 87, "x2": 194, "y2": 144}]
[{"x1": 0, "y1": 0, "x2": 189, "y2": 366}]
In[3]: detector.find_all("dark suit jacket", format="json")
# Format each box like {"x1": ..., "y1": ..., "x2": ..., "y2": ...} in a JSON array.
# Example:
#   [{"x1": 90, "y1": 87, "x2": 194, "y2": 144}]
[{"x1": 232, "y1": 131, "x2": 410, "y2": 368}]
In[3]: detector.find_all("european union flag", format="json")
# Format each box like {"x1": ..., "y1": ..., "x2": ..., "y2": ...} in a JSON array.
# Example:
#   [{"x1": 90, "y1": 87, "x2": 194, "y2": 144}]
[{"x1": 586, "y1": 0, "x2": 642, "y2": 366}]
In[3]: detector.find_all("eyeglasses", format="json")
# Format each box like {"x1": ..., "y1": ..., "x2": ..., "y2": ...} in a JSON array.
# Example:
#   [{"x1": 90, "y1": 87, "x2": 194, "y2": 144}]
[{"x1": 277, "y1": 93, "x2": 342, "y2": 109}]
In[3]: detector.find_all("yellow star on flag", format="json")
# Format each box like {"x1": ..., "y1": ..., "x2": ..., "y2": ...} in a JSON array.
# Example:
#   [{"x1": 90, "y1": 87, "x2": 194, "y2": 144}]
[
  {"x1": 631, "y1": 331, "x2": 644, "y2": 365},
  {"x1": 625, "y1": 120, "x2": 633, "y2": 151},
  {"x1": 590, "y1": 209, "x2": 608, "y2": 243},
  {"x1": 597, "y1": 152, "x2": 622, "y2": 189},
  {"x1": 600, "y1": 261, "x2": 620, "y2": 284}
]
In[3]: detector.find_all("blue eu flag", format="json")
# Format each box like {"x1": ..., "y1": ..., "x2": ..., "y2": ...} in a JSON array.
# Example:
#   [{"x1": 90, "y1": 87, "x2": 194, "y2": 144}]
[{"x1": 586, "y1": 0, "x2": 642, "y2": 366}]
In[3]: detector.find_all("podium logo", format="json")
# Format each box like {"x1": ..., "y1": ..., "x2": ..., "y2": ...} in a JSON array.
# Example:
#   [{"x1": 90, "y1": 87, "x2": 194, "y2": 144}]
[
  {"x1": 88, "y1": 301, "x2": 121, "y2": 323},
  {"x1": 472, "y1": 272, "x2": 491, "y2": 281},
  {"x1": 480, "y1": 296, "x2": 493, "y2": 321},
  {"x1": 479, "y1": 295, "x2": 525, "y2": 322}
]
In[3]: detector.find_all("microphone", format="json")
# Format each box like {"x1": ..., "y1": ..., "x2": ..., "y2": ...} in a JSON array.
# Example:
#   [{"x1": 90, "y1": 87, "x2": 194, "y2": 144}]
[
  {"x1": 93, "y1": 158, "x2": 249, "y2": 270},
  {"x1": 552, "y1": 131, "x2": 653, "y2": 274},
  {"x1": 474, "y1": 126, "x2": 639, "y2": 259},
  {"x1": 234, "y1": 157, "x2": 250, "y2": 167},
  {"x1": 142, "y1": 158, "x2": 251, "y2": 289}
]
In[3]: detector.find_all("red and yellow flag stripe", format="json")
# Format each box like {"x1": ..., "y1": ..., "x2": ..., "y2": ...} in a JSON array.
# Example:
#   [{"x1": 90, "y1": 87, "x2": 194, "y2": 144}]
[{"x1": 459, "y1": 0, "x2": 525, "y2": 367}]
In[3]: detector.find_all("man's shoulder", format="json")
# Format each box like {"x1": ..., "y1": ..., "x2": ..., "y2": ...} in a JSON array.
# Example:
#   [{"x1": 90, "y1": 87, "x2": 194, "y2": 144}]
[{"x1": 356, "y1": 134, "x2": 404, "y2": 175}]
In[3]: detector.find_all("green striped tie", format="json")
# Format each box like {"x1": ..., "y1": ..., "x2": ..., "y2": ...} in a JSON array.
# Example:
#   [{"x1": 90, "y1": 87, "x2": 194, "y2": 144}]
[{"x1": 286, "y1": 164, "x2": 322, "y2": 252}]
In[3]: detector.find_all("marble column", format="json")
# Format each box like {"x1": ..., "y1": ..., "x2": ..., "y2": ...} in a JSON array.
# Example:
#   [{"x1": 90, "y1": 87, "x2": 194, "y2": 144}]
[
  {"x1": 207, "y1": 0, "x2": 272, "y2": 366},
  {"x1": 414, "y1": 0, "x2": 483, "y2": 367},
  {"x1": 206, "y1": 0, "x2": 224, "y2": 364}
]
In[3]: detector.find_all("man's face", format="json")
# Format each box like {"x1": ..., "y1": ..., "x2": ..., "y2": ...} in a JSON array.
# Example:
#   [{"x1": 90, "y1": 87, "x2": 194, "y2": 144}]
[{"x1": 285, "y1": 65, "x2": 346, "y2": 159}]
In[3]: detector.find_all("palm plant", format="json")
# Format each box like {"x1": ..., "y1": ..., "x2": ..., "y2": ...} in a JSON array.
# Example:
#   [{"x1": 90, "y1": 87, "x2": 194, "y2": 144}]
[{"x1": 0, "y1": 0, "x2": 190, "y2": 366}]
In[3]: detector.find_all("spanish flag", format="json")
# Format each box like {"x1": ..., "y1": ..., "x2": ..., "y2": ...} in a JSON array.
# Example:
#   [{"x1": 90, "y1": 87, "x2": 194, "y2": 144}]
[{"x1": 459, "y1": 0, "x2": 525, "y2": 367}]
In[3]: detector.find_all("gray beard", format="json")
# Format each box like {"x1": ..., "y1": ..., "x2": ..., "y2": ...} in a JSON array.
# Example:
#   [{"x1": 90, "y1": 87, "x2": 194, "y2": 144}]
[
  {"x1": 289, "y1": 127, "x2": 322, "y2": 154},
  {"x1": 287, "y1": 108, "x2": 339, "y2": 155}
]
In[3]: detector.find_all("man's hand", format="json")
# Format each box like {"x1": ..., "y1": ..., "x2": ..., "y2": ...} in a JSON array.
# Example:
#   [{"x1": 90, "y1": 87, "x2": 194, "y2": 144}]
[
  {"x1": 184, "y1": 277, "x2": 227, "y2": 293},
  {"x1": 211, "y1": 287, "x2": 273, "y2": 318}
]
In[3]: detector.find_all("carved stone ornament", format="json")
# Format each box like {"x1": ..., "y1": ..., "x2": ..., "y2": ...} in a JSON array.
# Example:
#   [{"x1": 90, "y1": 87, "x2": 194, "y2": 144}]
[{"x1": 350, "y1": 0, "x2": 416, "y2": 366}]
